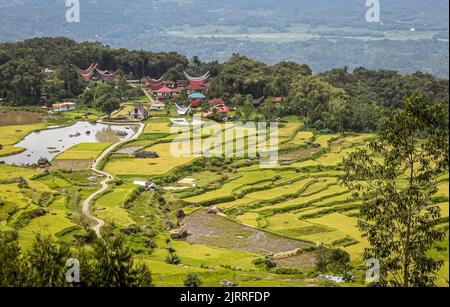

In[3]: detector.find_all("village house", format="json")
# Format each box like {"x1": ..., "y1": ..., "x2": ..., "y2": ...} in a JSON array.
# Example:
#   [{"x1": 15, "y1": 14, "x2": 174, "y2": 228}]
[
  {"x1": 52, "y1": 102, "x2": 77, "y2": 112},
  {"x1": 154, "y1": 87, "x2": 173, "y2": 99},
  {"x1": 129, "y1": 103, "x2": 149, "y2": 120},
  {"x1": 272, "y1": 97, "x2": 286, "y2": 103},
  {"x1": 150, "y1": 101, "x2": 166, "y2": 111},
  {"x1": 185, "y1": 84, "x2": 208, "y2": 95},
  {"x1": 208, "y1": 98, "x2": 225, "y2": 106},
  {"x1": 160, "y1": 80, "x2": 176, "y2": 89}
]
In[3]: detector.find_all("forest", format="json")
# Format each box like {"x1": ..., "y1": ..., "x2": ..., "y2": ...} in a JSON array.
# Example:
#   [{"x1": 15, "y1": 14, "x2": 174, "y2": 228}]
[{"x1": 1, "y1": 37, "x2": 448, "y2": 133}]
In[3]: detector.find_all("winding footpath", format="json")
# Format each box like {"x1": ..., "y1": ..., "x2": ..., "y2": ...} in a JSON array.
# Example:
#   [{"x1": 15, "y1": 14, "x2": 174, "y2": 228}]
[{"x1": 82, "y1": 122, "x2": 145, "y2": 238}]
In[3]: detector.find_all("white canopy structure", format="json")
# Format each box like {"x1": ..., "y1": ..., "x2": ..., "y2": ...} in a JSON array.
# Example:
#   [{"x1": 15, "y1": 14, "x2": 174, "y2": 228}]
[
  {"x1": 183, "y1": 71, "x2": 210, "y2": 82},
  {"x1": 175, "y1": 103, "x2": 192, "y2": 116}
]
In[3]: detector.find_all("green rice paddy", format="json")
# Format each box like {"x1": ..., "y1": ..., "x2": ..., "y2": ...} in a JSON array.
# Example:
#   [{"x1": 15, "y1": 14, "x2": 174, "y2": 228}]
[{"x1": 0, "y1": 113, "x2": 448, "y2": 287}]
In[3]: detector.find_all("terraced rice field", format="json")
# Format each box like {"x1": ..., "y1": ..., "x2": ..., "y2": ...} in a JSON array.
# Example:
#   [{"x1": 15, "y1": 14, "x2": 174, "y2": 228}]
[
  {"x1": 93, "y1": 184, "x2": 137, "y2": 227},
  {"x1": 0, "y1": 124, "x2": 46, "y2": 146},
  {"x1": 0, "y1": 114, "x2": 448, "y2": 286},
  {"x1": 111, "y1": 105, "x2": 134, "y2": 119},
  {"x1": 155, "y1": 128, "x2": 447, "y2": 282},
  {"x1": 104, "y1": 143, "x2": 196, "y2": 177},
  {"x1": 144, "y1": 120, "x2": 172, "y2": 134},
  {"x1": 55, "y1": 142, "x2": 112, "y2": 160}
]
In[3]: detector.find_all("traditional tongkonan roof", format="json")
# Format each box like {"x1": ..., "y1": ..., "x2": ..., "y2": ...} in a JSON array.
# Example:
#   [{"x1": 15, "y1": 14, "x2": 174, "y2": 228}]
[
  {"x1": 96, "y1": 68, "x2": 120, "y2": 82},
  {"x1": 146, "y1": 75, "x2": 165, "y2": 84},
  {"x1": 184, "y1": 71, "x2": 210, "y2": 86},
  {"x1": 72, "y1": 64, "x2": 98, "y2": 82},
  {"x1": 185, "y1": 84, "x2": 208, "y2": 91},
  {"x1": 175, "y1": 103, "x2": 192, "y2": 116},
  {"x1": 253, "y1": 96, "x2": 265, "y2": 105},
  {"x1": 72, "y1": 63, "x2": 97, "y2": 75},
  {"x1": 73, "y1": 64, "x2": 119, "y2": 82}
]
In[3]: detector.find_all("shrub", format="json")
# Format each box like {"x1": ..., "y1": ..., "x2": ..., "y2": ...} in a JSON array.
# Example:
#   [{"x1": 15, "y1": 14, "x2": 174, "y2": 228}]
[
  {"x1": 275, "y1": 268, "x2": 304, "y2": 275},
  {"x1": 315, "y1": 247, "x2": 351, "y2": 274},
  {"x1": 165, "y1": 252, "x2": 182, "y2": 265},
  {"x1": 184, "y1": 272, "x2": 202, "y2": 287}
]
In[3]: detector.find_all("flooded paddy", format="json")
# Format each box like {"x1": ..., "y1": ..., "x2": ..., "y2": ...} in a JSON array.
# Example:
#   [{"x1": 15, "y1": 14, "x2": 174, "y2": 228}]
[
  {"x1": 0, "y1": 111, "x2": 45, "y2": 126},
  {"x1": 1, "y1": 122, "x2": 138, "y2": 165},
  {"x1": 183, "y1": 211, "x2": 313, "y2": 255}
]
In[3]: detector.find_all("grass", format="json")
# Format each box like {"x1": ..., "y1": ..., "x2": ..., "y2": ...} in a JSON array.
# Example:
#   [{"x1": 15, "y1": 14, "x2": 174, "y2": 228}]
[
  {"x1": 315, "y1": 135, "x2": 340, "y2": 149},
  {"x1": 55, "y1": 142, "x2": 112, "y2": 161},
  {"x1": 104, "y1": 143, "x2": 195, "y2": 176},
  {"x1": 0, "y1": 124, "x2": 46, "y2": 145},
  {"x1": 0, "y1": 164, "x2": 39, "y2": 180},
  {"x1": 0, "y1": 110, "x2": 448, "y2": 286},
  {"x1": 144, "y1": 120, "x2": 172, "y2": 134},
  {"x1": 254, "y1": 183, "x2": 346, "y2": 213},
  {"x1": 17, "y1": 197, "x2": 79, "y2": 248},
  {"x1": 0, "y1": 184, "x2": 32, "y2": 220},
  {"x1": 304, "y1": 213, "x2": 368, "y2": 258},
  {"x1": 188, "y1": 171, "x2": 224, "y2": 186},
  {"x1": 111, "y1": 105, "x2": 134, "y2": 119},
  {"x1": 316, "y1": 147, "x2": 360, "y2": 166},
  {"x1": 278, "y1": 123, "x2": 301, "y2": 140},
  {"x1": 0, "y1": 145, "x2": 26, "y2": 158},
  {"x1": 184, "y1": 170, "x2": 278, "y2": 204},
  {"x1": 289, "y1": 131, "x2": 314, "y2": 146},
  {"x1": 94, "y1": 184, "x2": 137, "y2": 227},
  {"x1": 238, "y1": 178, "x2": 313, "y2": 202}
]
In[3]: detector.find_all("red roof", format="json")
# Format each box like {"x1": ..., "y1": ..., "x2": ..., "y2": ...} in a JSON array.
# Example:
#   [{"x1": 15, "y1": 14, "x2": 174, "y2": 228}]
[
  {"x1": 218, "y1": 106, "x2": 230, "y2": 113},
  {"x1": 149, "y1": 84, "x2": 162, "y2": 91},
  {"x1": 192, "y1": 100, "x2": 203, "y2": 108},
  {"x1": 272, "y1": 97, "x2": 286, "y2": 103},
  {"x1": 188, "y1": 80, "x2": 207, "y2": 87},
  {"x1": 155, "y1": 87, "x2": 173, "y2": 93},
  {"x1": 202, "y1": 111, "x2": 214, "y2": 119},
  {"x1": 186, "y1": 84, "x2": 208, "y2": 91},
  {"x1": 209, "y1": 98, "x2": 225, "y2": 106},
  {"x1": 171, "y1": 87, "x2": 185, "y2": 93}
]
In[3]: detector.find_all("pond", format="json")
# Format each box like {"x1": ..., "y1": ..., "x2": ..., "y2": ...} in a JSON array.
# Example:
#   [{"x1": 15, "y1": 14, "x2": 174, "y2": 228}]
[
  {"x1": 183, "y1": 211, "x2": 313, "y2": 255},
  {"x1": 0, "y1": 111, "x2": 45, "y2": 126},
  {"x1": 1, "y1": 121, "x2": 138, "y2": 166}
]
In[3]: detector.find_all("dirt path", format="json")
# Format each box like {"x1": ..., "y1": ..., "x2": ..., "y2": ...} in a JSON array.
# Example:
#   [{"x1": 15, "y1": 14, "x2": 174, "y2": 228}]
[
  {"x1": 143, "y1": 89, "x2": 155, "y2": 103},
  {"x1": 81, "y1": 122, "x2": 145, "y2": 238}
]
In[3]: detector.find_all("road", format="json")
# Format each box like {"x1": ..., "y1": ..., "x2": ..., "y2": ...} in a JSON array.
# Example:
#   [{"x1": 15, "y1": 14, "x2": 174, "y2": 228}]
[
  {"x1": 81, "y1": 122, "x2": 145, "y2": 238},
  {"x1": 142, "y1": 89, "x2": 155, "y2": 103}
]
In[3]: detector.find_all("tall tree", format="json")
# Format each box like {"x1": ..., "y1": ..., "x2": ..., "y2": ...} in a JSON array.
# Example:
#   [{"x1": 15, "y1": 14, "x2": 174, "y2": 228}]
[
  {"x1": 116, "y1": 73, "x2": 129, "y2": 102},
  {"x1": 341, "y1": 92, "x2": 449, "y2": 287},
  {"x1": 0, "y1": 231, "x2": 26, "y2": 287},
  {"x1": 86, "y1": 231, "x2": 152, "y2": 287},
  {"x1": 44, "y1": 78, "x2": 65, "y2": 103},
  {"x1": 23, "y1": 234, "x2": 72, "y2": 287}
]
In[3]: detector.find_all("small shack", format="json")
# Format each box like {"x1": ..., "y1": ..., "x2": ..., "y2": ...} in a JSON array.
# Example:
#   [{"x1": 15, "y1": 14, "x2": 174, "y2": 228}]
[
  {"x1": 150, "y1": 101, "x2": 166, "y2": 111},
  {"x1": 129, "y1": 103, "x2": 149, "y2": 120}
]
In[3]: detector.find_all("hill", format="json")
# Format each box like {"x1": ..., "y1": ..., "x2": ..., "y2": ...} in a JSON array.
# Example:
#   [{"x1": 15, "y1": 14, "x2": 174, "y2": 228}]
[{"x1": 0, "y1": 0, "x2": 448, "y2": 77}]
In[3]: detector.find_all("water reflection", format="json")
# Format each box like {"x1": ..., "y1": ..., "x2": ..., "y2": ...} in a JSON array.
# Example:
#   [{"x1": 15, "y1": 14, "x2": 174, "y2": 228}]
[
  {"x1": 1, "y1": 122, "x2": 138, "y2": 166},
  {"x1": 95, "y1": 126, "x2": 121, "y2": 143}
]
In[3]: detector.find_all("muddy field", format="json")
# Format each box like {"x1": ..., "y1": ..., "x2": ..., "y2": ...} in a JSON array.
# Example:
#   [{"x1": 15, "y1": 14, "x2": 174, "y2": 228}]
[
  {"x1": 183, "y1": 211, "x2": 313, "y2": 255},
  {"x1": 0, "y1": 111, "x2": 45, "y2": 126}
]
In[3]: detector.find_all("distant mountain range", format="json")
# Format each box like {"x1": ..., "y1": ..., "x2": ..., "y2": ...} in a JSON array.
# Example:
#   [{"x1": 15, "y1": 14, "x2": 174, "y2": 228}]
[{"x1": 1, "y1": 0, "x2": 449, "y2": 77}]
